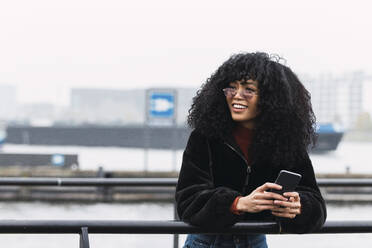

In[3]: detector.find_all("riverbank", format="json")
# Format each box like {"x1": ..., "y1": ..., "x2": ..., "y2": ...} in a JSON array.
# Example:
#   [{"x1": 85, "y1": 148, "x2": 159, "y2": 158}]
[
  {"x1": 343, "y1": 130, "x2": 372, "y2": 142},
  {"x1": 1, "y1": 165, "x2": 371, "y2": 178},
  {"x1": 0, "y1": 166, "x2": 179, "y2": 177}
]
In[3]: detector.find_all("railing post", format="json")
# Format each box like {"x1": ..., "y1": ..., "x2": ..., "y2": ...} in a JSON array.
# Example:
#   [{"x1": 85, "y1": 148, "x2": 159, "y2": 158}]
[
  {"x1": 173, "y1": 201, "x2": 179, "y2": 248},
  {"x1": 96, "y1": 167, "x2": 112, "y2": 202},
  {"x1": 80, "y1": 227, "x2": 90, "y2": 248}
]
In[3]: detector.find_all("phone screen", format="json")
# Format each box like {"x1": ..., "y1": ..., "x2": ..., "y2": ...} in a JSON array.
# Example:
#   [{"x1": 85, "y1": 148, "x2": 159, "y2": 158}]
[{"x1": 271, "y1": 170, "x2": 302, "y2": 195}]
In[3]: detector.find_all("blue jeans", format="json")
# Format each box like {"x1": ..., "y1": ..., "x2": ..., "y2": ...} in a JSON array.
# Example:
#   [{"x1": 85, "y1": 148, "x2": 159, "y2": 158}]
[{"x1": 183, "y1": 234, "x2": 268, "y2": 248}]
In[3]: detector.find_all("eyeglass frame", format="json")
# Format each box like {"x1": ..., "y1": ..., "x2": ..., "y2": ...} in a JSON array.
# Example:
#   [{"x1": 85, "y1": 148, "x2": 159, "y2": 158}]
[{"x1": 222, "y1": 87, "x2": 258, "y2": 99}]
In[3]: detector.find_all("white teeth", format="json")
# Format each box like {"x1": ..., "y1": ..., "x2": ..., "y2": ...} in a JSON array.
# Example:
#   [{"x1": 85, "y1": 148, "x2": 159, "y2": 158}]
[{"x1": 233, "y1": 104, "x2": 247, "y2": 109}]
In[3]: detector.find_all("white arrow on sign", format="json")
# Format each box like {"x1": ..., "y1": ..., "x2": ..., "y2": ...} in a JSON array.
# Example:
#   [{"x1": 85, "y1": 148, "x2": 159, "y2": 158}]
[{"x1": 152, "y1": 98, "x2": 174, "y2": 112}]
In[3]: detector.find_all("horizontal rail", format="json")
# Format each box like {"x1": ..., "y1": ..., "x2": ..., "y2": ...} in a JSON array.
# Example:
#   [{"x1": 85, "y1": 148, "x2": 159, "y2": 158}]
[
  {"x1": 0, "y1": 177, "x2": 177, "y2": 186},
  {"x1": 0, "y1": 177, "x2": 371, "y2": 187},
  {"x1": 0, "y1": 220, "x2": 371, "y2": 234},
  {"x1": 316, "y1": 178, "x2": 372, "y2": 187}
]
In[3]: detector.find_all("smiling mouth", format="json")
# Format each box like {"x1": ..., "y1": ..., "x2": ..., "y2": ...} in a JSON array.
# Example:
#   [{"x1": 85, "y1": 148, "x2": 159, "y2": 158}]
[{"x1": 232, "y1": 103, "x2": 248, "y2": 109}]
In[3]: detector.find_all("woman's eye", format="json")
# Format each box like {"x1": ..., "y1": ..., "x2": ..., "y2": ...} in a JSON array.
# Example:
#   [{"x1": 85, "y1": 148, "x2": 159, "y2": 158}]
[{"x1": 245, "y1": 88, "x2": 256, "y2": 93}]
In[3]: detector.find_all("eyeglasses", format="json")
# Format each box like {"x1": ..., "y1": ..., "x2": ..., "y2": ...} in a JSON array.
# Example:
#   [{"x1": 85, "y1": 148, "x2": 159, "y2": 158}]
[{"x1": 222, "y1": 87, "x2": 258, "y2": 99}]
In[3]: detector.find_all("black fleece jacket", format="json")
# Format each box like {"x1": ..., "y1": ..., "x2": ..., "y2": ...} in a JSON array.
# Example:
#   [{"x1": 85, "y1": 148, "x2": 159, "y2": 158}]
[{"x1": 175, "y1": 129, "x2": 327, "y2": 234}]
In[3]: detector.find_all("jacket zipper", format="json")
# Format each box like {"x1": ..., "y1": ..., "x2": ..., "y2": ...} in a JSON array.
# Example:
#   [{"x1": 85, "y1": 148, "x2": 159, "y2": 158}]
[{"x1": 224, "y1": 142, "x2": 252, "y2": 194}]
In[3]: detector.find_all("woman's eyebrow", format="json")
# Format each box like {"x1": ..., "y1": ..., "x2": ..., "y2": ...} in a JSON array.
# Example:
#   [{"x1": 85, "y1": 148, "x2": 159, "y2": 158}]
[{"x1": 240, "y1": 81, "x2": 257, "y2": 87}]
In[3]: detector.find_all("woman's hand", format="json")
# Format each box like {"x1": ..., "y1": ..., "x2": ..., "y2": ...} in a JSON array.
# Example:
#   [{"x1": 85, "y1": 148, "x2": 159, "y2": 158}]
[
  {"x1": 271, "y1": 192, "x2": 301, "y2": 219},
  {"x1": 236, "y1": 183, "x2": 289, "y2": 213}
]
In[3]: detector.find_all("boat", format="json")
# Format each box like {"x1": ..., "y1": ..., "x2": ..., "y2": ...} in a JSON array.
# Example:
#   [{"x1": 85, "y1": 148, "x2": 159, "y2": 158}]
[
  {"x1": 5, "y1": 124, "x2": 344, "y2": 152},
  {"x1": 0, "y1": 122, "x2": 6, "y2": 148},
  {"x1": 311, "y1": 123, "x2": 344, "y2": 153}
]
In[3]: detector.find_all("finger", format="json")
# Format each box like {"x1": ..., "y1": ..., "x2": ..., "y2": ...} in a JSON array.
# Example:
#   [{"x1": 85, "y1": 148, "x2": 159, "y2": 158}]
[
  {"x1": 248, "y1": 204, "x2": 278, "y2": 213},
  {"x1": 274, "y1": 201, "x2": 301, "y2": 209},
  {"x1": 283, "y1": 192, "x2": 300, "y2": 200},
  {"x1": 274, "y1": 200, "x2": 301, "y2": 209},
  {"x1": 283, "y1": 191, "x2": 299, "y2": 197},
  {"x1": 256, "y1": 183, "x2": 282, "y2": 192},
  {"x1": 271, "y1": 211, "x2": 297, "y2": 219},
  {"x1": 259, "y1": 192, "x2": 288, "y2": 201},
  {"x1": 271, "y1": 207, "x2": 301, "y2": 215},
  {"x1": 254, "y1": 199, "x2": 275, "y2": 205},
  {"x1": 255, "y1": 205, "x2": 277, "y2": 211}
]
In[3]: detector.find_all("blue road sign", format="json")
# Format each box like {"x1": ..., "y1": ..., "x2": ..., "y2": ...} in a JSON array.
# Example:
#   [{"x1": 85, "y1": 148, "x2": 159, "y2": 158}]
[
  {"x1": 150, "y1": 92, "x2": 175, "y2": 118},
  {"x1": 51, "y1": 154, "x2": 65, "y2": 166}
]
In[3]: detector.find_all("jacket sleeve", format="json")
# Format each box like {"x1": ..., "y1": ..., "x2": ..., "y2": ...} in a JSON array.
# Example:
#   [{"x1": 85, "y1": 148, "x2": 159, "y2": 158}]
[
  {"x1": 175, "y1": 130, "x2": 242, "y2": 228},
  {"x1": 279, "y1": 152, "x2": 327, "y2": 233}
]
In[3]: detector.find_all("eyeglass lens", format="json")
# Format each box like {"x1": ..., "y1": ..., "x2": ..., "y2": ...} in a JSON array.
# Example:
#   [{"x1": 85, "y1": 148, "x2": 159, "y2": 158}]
[{"x1": 223, "y1": 88, "x2": 254, "y2": 99}]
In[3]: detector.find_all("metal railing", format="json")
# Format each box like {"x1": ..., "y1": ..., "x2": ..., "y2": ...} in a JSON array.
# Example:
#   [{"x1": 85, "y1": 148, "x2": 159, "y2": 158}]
[
  {"x1": 0, "y1": 177, "x2": 371, "y2": 248},
  {"x1": 0, "y1": 177, "x2": 372, "y2": 187},
  {"x1": 0, "y1": 220, "x2": 371, "y2": 248}
]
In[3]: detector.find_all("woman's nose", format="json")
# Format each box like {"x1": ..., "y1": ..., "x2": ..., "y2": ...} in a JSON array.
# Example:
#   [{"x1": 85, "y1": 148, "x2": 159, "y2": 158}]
[{"x1": 234, "y1": 87, "x2": 245, "y2": 98}]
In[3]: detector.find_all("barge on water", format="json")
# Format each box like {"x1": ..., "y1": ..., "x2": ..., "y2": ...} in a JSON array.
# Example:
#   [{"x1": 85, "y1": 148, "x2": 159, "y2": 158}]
[
  {"x1": 4, "y1": 124, "x2": 343, "y2": 152},
  {"x1": 311, "y1": 123, "x2": 344, "y2": 152}
]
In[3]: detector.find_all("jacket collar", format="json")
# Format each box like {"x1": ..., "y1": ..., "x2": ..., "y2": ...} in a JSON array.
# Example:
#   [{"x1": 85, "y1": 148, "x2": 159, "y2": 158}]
[
  {"x1": 222, "y1": 132, "x2": 246, "y2": 160},
  {"x1": 221, "y1": 130, "x2": 257, "y2": 167}
]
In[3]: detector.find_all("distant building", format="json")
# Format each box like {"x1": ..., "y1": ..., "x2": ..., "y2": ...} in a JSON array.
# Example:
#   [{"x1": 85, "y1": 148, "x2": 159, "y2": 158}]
[
  {"x1": 0, "y1": 84, "x2": 17, "y2": 121},
  {"x1": 17, "y1": 103, "x2": 57, "y2": 126},
  {"x1": 301, "y1": 72, "x2": 366, "y2": 129},
  {"x1": 70, "y1": 87, "x2": 197, "y2": 126},
  {"x1": 70, "y1": 88, "x2": 145, "y2": 125},
  {"x1": 173, "y1": 88, "x2": 197, "y2": 125}
]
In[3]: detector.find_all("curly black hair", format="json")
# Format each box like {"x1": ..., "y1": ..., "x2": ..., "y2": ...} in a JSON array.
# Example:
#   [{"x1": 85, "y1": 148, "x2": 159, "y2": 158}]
[{"x1": 188, "y1": 52, "x2": 317, "y2": 168}]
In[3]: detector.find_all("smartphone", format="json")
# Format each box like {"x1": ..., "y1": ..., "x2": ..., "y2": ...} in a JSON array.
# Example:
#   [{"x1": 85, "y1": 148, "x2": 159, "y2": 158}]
[{"x1": 271, "y1": 170, "x2": 302, "y2": 195}]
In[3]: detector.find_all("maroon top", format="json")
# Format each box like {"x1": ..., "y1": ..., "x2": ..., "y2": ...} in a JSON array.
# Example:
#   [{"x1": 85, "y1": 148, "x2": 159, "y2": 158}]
[
  {"x1": 230, "y1": 125, "x2": 254, "y2": 214},
  {"x1": 232, "y1": 125, "x2": 254, "y2": 163}
]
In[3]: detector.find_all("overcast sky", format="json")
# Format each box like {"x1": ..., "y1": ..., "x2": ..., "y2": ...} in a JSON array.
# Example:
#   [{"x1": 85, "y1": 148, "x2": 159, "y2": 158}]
[{"x1": 0, "y1": 0, "x2": 371, "y2": 109}]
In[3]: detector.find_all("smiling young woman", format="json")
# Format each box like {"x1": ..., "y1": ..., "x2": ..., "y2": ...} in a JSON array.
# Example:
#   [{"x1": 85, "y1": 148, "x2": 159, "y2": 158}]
[
  {"x1": 224, "y1": 79, "x2": 259, "y2": 129},
  {"x1": 176, "y1": 52, "x2": 326, "y2": 248}
]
